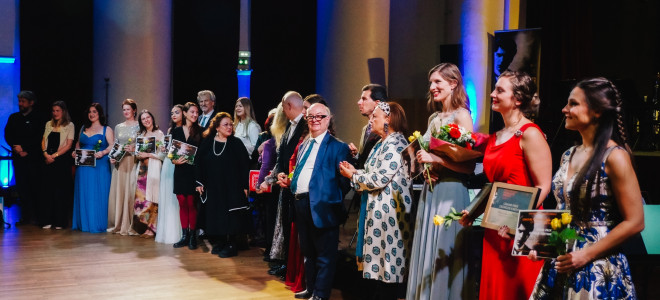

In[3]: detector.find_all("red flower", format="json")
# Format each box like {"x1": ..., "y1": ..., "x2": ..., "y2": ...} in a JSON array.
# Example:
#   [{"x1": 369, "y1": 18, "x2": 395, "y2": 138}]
[
  {"x1": 449, "y1": 123, "x2": 459, "y2": 130},
  {"x1": 471, "y1": 133, "x2": 477, "y2": 140},
  {"x1": 466, "y1": 143, "x2": 472, "y2": 150},
  {"x1": 449, "y1": 128, "x2": 461, "y2": 139}
]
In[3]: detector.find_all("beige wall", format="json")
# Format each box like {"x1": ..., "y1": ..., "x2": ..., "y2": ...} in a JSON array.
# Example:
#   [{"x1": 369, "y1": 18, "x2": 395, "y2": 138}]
[
  {"x1": 316, "y1": 0, "x2": 390, "y2": 144},
  {"x1": 92, "y1": 0, "x2": 172, "y2": 129}
]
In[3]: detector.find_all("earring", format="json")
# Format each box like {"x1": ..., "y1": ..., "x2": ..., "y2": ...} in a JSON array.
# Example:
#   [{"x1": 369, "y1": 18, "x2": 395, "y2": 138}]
[{"x1": 384, "y1": 123, "x2": 389, "y2": 134}]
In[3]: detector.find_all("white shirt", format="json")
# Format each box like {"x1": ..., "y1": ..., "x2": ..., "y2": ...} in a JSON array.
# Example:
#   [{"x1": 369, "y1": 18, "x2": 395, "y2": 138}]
[
  {"x1": 198, "y1": 110, "x2": 215, "y2": 127},
  {"x1": 235, "y1": 120, "x2": 261, "y2": 157},
  {"x1": 294, "y1": 131, "x2": 327, "y2": 194},
  {"x1": 287, "y1": 113, "x2": 304, "y2": 142}
]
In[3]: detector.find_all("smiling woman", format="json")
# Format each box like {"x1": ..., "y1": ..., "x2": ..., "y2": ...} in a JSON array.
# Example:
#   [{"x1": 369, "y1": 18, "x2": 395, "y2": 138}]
[
  {"x1": 39, "y1": 101, "x2": 75, "y2": 230},
  {"x1": 72, "y1": 103, "x2": 114, "y2": 233}
]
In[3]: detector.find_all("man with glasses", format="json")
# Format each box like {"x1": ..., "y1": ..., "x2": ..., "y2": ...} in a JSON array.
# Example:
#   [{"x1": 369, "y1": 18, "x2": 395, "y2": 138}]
[
  {"x1": 197, "y1": 90, "x2": 216, "y2": 129},
  {"x1": 278, "y1": 103, "x2": 352, "y2": 300}
]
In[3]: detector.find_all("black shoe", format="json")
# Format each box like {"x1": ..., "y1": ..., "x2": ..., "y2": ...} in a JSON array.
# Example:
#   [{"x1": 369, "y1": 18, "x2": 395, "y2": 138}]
[
  {"x1": 188, "y1": 230, "x2": 198, "y2": 250},
  {"x1": 268, "y1": 264, "x2": 283, "y2": 275},
  {"x1": 274, "y1": 265, "x2": 287, "y2": 277},
  {"x1": 218, "y1": 244, "x2": 237, "y2": 258},
  {"x1": 295, "y1": 290, "x2": 312, "y2": 299},
  {"x1": 211, "y1": 244, "x2": 222, "y2": 255},
  {"x1": 309, "y1": 296, "x2": 328, "y2": 300},
  {"x1": 173, "y1": 228, "x2": 189, "y2": 248},
  {"x1": 279, "y1": 274, "x2": 286, "y2": 281}
]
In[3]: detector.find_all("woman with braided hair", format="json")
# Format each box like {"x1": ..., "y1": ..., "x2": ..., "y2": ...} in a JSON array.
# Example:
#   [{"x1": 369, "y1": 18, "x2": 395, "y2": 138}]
[{"x1": 529, "y1": 78, "x2": 644, "y2": 299}]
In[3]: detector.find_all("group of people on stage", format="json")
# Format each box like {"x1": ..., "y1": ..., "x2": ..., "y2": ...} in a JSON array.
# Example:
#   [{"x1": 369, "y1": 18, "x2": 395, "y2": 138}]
[{"x1": 5, "y1": 62, "x2": 644, "y2": 300}]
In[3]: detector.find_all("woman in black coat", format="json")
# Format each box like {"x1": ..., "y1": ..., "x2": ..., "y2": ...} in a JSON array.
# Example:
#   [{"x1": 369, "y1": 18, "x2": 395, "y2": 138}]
[{"x1": 196, "y1": 112, "x2": 252, "y2": 258}]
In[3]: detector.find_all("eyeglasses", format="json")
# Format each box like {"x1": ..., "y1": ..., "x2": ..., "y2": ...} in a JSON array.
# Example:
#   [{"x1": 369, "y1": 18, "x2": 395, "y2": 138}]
[
  {"x1": 304, "y1": 115, "x2": 328, "y2": 122},
  {"x1": 220, "y1": 123, "x2": 233, "y2": 127}
]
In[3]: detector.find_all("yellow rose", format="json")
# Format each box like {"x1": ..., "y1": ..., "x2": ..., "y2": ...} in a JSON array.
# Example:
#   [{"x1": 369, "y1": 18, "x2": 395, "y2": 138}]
[
  {"x1": 167, "y1": 153, "x2": 173, "y2": 159},
  {"x1": 413, "y1": 131, "x2": 421, "y2": 139},
  {"x1": 433, "y1": 215, "x2": 442, "y2": 226},
  {"x1": 551, "y1": 218, "x2": 562, "y2": 231},
  {"x1": 408, "y1": 135, "x2": 415, "y2": 143},
  {"x1": 97, "y1": 140, "x2": 102, "y2": 144},
  {"x1": 128, "y1": 138, "x2": 132, "y2": 143},
  {"x1": 561, "y1": 212, "x2": 572, "y2": 225}
]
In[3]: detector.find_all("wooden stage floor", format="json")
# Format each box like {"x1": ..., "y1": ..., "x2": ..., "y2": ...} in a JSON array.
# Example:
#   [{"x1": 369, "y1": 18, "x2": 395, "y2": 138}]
[{"x1": 0, "y1": 224, "x2": 356, "y2": 300}]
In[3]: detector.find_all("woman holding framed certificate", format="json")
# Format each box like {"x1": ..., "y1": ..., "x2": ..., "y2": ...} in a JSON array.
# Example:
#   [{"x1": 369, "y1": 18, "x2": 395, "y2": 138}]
[
  {"x1": 172, "y1": 102, "x2": 202, "y2": 250},
  {"x1": 462, "y1": 71, "x2": 552, "y2": 300},
  {"x1": 156, "y1": 104, "x2": 184, "y2": 244},
  {"x1": 132, "y1": 109, "x2": 164, "y2": 238},
  {"x1": 530, "y1": 78, "x2": 643, "y2": 299},
  {"x1": 72, "y1": 103, "x2": 113, "y2": 233},
  {"x1": 107, "y1": 99, "x2": 140, "y2": 235}
]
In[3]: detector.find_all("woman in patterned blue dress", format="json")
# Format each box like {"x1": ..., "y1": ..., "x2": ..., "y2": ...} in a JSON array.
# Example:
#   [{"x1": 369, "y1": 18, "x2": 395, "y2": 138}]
[
  {"x1": 72, "y1": 103, "x2": 114, "y2": 233},
  {"x1": 340, "y1": 102, "x2": 412, "y2": 300},
  {"x1": 530, "y1": 78, "x2": 644, "y2": 299}
]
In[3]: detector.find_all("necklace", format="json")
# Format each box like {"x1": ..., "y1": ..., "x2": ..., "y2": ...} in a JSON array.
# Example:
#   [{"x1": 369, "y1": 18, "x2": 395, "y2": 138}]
[{"x1": 213, "y1": 139, "x2": 227, "y2": 156}]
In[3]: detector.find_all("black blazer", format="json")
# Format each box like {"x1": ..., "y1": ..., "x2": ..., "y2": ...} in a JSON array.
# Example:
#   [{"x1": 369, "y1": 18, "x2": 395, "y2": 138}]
[
  {"x1": 274, "y1": 118, "x2": 307, "y2": 175},
  {"x1": 172, "y1": 126, "x2": 201, "y2": 195}
]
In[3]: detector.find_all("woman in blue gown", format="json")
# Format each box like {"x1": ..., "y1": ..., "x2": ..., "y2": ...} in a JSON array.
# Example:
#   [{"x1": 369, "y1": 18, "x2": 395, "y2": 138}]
[{"x1": 72, "y1": 103, "x2": 114, "y2": 233}]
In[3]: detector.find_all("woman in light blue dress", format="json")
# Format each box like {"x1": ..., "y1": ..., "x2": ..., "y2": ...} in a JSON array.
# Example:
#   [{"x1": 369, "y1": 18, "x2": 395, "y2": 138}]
[
  {"x1": 72, "y1": 103, "x2": 114, "y2": 233},
  {"x1": 407, "y1": 63, "x2": 477, "y2": 300},
  {"x1": 156, "y1": 105, "x2": 183, "y2": 244}
]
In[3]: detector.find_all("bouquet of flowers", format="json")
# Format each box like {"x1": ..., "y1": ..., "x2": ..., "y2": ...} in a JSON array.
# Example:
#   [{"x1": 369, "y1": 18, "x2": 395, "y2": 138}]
[
  {"x1": 428, "y1": 123, "x2": 487, "y2": 162},
  {"x1": 548, "y1": 212, "x2": 584, "y2": 256}
]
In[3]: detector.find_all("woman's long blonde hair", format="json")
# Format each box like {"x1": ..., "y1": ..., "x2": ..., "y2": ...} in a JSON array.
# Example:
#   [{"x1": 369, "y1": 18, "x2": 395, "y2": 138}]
[{"x1": 270, "y1": 103, "x2": 288, "y2": 147}]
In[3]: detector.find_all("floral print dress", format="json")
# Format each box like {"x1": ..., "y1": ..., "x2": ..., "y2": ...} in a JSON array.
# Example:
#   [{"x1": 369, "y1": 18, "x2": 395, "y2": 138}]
[
  {"x1": 350, "y1": 132, "x2": 413, "y2": 283},
  {"x1": 531, "y1": 146, "x2": 637, "y2": 300}
]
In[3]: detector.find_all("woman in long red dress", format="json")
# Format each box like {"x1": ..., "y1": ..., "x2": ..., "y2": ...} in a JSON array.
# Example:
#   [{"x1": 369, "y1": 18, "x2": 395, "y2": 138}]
[{"x1": 462, "y1": 71, "x2": 552, "y2": 299}]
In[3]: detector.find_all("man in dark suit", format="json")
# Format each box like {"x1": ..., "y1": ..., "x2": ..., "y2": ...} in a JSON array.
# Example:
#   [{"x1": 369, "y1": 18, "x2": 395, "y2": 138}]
[
  {"x1": 278, "y1": 103, "x2": 351, "y2": 300},
  {"x1": 347, "y1": 84, "x2": 386, "y2": 266},
  {"x1": 265, "y1": 91, "x2": 307, "y2": 278},
  {"x1": 197, "y1": 90, "x2": 216, "y2": 129},
  {"x1": 4, "y1": 91, "x2": 45, "y2": 225},
  {"x1": 196, "y1": 89, "x2": 215, "y2": 241}
]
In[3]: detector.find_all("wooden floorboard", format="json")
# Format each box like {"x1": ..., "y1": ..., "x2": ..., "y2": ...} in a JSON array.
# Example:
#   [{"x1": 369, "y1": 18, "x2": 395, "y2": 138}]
[{"x1": 0, "y1": 225, "x2": 354, "y2": 300}]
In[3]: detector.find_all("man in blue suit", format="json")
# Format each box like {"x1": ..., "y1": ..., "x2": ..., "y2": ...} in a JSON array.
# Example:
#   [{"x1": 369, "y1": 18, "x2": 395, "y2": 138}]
[{"x1": 277, "y1": 103, "x2": 352, "y2": 300}]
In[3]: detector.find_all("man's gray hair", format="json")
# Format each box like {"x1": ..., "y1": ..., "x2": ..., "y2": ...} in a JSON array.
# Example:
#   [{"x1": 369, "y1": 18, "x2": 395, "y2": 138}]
[{"x1": 197, "y1": 90, "x2": 216, "y2": 102}]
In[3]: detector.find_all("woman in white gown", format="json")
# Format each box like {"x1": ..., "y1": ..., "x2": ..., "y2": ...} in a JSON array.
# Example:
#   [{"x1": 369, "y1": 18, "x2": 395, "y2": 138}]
[{"x1": 156, "y1": 105, "x2": 184, "y2": 244}]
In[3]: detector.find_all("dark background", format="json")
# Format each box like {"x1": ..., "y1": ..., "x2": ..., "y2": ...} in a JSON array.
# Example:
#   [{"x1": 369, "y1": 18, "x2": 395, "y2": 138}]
[{"x1": 19, "y1": 0, "x2": 318, "y2": 129}]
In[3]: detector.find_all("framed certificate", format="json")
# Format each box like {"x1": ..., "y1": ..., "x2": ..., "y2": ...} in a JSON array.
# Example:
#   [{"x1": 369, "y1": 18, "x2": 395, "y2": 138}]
[
  {"x1": 135, "y1": 136, "x2": 156, "y2": 154},
  {"x1": 481, "y1": 182, "x2": 540, "y2": 235},
  {"x1": 75, "y1": 149, "x2": 96, "y2": 167},
  {"x1": 168, "y1": 139, "x2": 198, "y2": 165},
  {"x1": 512, "y1": 210, "x2": 571, "y2": 258},
  {"x1": 109, "y1": 142, "x2": 126, "y2": 162}
]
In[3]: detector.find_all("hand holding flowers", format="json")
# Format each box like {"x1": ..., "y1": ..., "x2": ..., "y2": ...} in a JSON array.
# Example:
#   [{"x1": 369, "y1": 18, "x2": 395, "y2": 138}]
[{"x1": 433, "y1": 207, "x2": 463, "y2": 229}]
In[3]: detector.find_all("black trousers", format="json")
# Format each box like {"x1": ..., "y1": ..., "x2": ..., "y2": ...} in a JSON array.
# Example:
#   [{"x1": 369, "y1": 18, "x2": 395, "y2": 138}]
[
  {"x1": 12, "y1": 154, "x2": 42, "y2": 223},
  {"x1": 293, "y1": 194, "x2": 339, "y2": 299},
  {"x1": 39, "y1": 157, "x2": 72, "y2": 227}
]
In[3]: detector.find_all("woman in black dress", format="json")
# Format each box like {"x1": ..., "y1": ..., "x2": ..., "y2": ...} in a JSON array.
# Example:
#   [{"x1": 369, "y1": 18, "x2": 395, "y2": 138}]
[
  {"x1": 171, "y1": 102, "x2": 202, "y2": 249},
  {"x1": 40, "y1": 101, "x2": 75, "y2": 229},
  {"x1": 195, "y1": 112, "x2": 251, "y2": 258}
]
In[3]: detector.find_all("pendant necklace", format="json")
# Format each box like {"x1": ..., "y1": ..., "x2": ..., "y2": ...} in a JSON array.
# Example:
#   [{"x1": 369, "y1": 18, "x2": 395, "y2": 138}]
[{"x1": 213, "y1": 138, "x2": 227, "y2": 156}]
